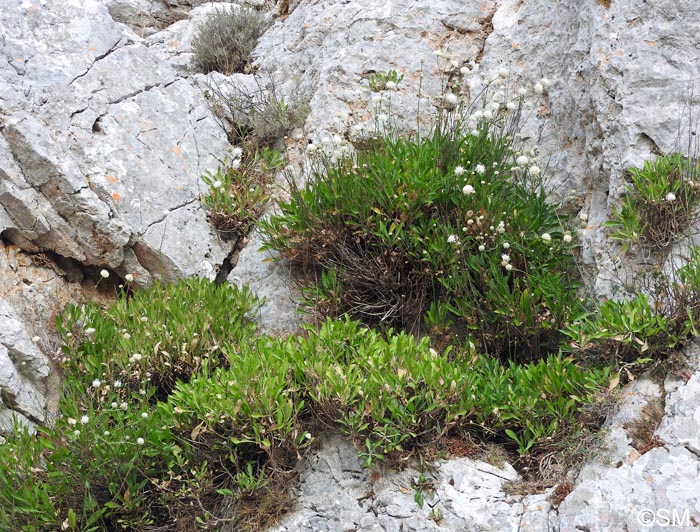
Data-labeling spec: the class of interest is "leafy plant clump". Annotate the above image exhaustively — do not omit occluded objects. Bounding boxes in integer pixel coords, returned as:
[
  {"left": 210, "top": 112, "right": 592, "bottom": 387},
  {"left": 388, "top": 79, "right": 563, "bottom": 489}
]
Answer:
[
  {"left": 191, "top": 7, "right": 270, "bottom": 75},
  {"left": 563, "top": 246, "right": 700, "bottom": 364},
  {"left": 262, "top": 97, "right": 580, "bottom": 362},
  {"left": 0, "top": 280, "right": 609, "bottom": 531},
  {"left": 201, "top": 147, "right": 283, "bottom": 239},
  {"left": 606, "top": 153, "right": 700, "bottom": 251}
]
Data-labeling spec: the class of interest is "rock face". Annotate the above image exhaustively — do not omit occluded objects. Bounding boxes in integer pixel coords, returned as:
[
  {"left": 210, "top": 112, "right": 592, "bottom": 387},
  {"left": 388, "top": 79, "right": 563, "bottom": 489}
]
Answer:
[
  {"left": 0, "top": 0, "right": 232, "bottom": 288},
  {"left": 2, "top": 0, "right": 700, "bottom": 529},
  {"left": 0, "top": 0, "right": 236, "bottom": 423}
]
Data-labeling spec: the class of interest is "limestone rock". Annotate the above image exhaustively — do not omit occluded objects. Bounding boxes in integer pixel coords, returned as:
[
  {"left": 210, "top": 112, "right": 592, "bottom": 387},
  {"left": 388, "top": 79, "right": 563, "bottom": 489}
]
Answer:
[
  {"left": 0, "top": 299, "right": 50, "bottom": 426},
  {"left": 0, "top": 0, "right": 233, "bottom": 286},
  {"left": 265, "top": 434, "right": 551, "bottom": 532}
]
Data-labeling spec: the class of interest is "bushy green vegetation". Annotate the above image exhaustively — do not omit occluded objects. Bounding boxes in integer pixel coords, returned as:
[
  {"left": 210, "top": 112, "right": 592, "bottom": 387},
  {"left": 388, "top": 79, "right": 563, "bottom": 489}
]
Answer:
[
  {"left": 606, "top": 153, "right": 700, "bottom": 251},
  {"left": 0, "top": 279, "right": 609, "bottom": 531},
  {"left": 201, "top": 147, "right": 283, "bottom": 239},
  {"left": 4, "top": 56, "right": 700, "bottom": 531},
  {"left": 262, "top": 89, "right": 580, "bottom": 362}
]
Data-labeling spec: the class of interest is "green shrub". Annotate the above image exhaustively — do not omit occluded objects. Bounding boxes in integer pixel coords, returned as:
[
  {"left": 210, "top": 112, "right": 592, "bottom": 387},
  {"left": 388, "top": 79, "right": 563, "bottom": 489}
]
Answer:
[
  {"left": 0, "top": 279, "right": 610, "bottom": 530},
  {"left": 200, "top": 148, "right": 281, "bottom": 239},
  {"left": 261, "top": 110, "right": 580, "bottom": 361},
  {"left": 563, "top": 246, "right": 700, "bottom": 365},
  {"left": 191, "top": 7, "right": 270, "bottom": 75},
  {"left": 285, "top": 318, "right": 609, "bottom": 461},
  {"left": 606, "top": 153, "right": 700, "bottom": 251}
]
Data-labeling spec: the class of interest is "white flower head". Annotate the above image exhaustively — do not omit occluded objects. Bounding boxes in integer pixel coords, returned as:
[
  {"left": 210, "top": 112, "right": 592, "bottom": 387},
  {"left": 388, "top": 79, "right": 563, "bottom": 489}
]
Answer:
[
  {"left": 541, "top": 233, "right": 552, "bottom": 242},
  {"left": 84, "top": 327, "right": 96, "bottom": 335},
  {"left": 212, "top": 180, "right": 222, "bottom": 188},
  {"left": 501, "top": 253, "right": 511, "bottom": 263},
  {"left": 231, "top": 147, "right": 243, "bottom": 159},
  {"left": 666, "top": 192, "right": 677, "bottom": 202},
  {"left": 475, "top": 164, "right": 486, "bottom": 175},
  {"left": 462, "top": 184, "right": 476, "bottom": 195},
  {"left": 100, "top": 270, "right": 109, "bottom": 279},
  {"left": 454, "top": 166, "right": 465, "bottom": 176},
  {"left": 137, "top": 437, "right": 145, "bottom": 446},
  {"left": 447, "top": 234, "right": 459, "bottom": 244},
  {"left": 563, "top": 233, "right": 573, "bottom": 243},
  {"left": 80, "top": 415, "right": 89, "bottom": 425},
  {"left": 516, "top": 155, "right": 529, "bottom": 166},
  {"left": 534, "top": 82, "right": 544, "bottom": 94},
  {"left": 92, "top": 379, "right": 101, "bottom": 388},
  {"left": 478, "top": 245, "right": 486, "bottom": 251},
  {"left": 385, "top": 80, "right": 396, "bottom": 90},
  {"left": 505, "top": 264, "right": 513, "bottom": 271},
  {"left": 502, "top": 242, "right": 510, "bottom": 249},
  {"left": 498, "top": 67, "right": 509, "bottom": 78},
  {"left": 141, "top": 412, "right": 149, "bottom": 419},
  {"left": 67, "top": 418, "right": 77, "bottom": 426},
  {"left": 230, "top": 159, "right": 241, "bottom": 170},
  {"left": 125, "top": 274, "right": 134, "bottom": 283},
  {"left": 529, "top": 165, "right": 541, "bottom": 176},
  {"left": 444, "top": 93, "right": 459, "bottom": 107}
]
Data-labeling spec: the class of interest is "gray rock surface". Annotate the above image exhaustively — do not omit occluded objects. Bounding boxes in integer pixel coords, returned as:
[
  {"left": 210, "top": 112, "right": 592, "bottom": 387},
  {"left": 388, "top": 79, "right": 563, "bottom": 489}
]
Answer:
[
  {"left": 2, "top": 0, "right": 700, "bottom": 529},
  {"left": 0, "top": 0, "right": 232, "bottom": 287},
  {"left": 0, "top": 299, "right": 50, "bottom": 426},
  {"left": 265, "top": 433, "right": 553, "bottom": 532}
]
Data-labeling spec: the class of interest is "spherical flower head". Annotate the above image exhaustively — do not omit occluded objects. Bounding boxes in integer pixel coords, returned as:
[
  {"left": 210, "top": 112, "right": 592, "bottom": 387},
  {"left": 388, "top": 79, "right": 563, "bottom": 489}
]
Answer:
[
  {"left": 385, "top": 80, "right": 396, "bottom": 90},
  {"left": 462, "top": 184, "right": 476, "bottom": 195},
  {"left": 80, "top": 415, "right": 89, "bottom": 425},
  {"left": 84, "top": 327, "right": 96, "bottom": 335},
  {"left": 478, "top": 245, "right": 486, "bottom": 251},
  {"left": 67, "top": 417, "right": 77, "bottom": 426},
  {"left": 212, "top": 180, "right": 222, "bottom": 188},
  {"left": 371, "top": 93, "right": 382, "bottom": 104},
  {"left": 141, "top": 412, "right": 149, "bottom": 419},
  {"left": 540, "top": 77, "right": 551, "bottom": 89},
  {"left": 231, "top": 147, "right": 243, "bottom": 159},
  {"left": 516, "top": 155, "right": 529, "bottom": 166},
  {"left": 541, "top": 233, "right": 552, "bottom": 242},
  {"left": 124, "top": 274, "right": 134, "bottom": 283},
  {"left": 666, "top": 192, "right": 677, "bottom": 202},
  {"left": 120, "top": 402, "right": 128, "bottom": 411},
  {"left": 444, "top": 92, "right": 459, "bottom": 107},
  {"left": 454, "top": 166, "right": 465, "bottom": 176},
  {"left": 563, "top": 233, "right": 573, "bottom": 243},
  {"left": 502, "top": 242, "right": 510, "bottom": 249},
  {"left": 498, "top": 67, "right": 509, "bottom": 78},
  {"left": 136, "top": 437, "right": 145, "bottom": 446},
  {"left": 230, "top": 159, "right": 241, "bottom": 170},
  {"left": 460, "top": 66, "right": 470, "bottom": 76},
  {"left": 506, "top": 101, "right": 516, "bottom": 110},
  {"left": 475, "top": 164, "right": 486, "bottom": 175},
  {"left": 447, "top": 234, "right": 458, "bottom": 244},
  {"left": 529, "top": 165, "right": 541, "bottom": 176},
  {"left": 501, "top": 253, "right": 511, "bottom": 263},
  {"left": 534, "top": 82, "right": 544, "bottom": 94},
  {"left": 100, "top": 269, "right": 109, "bottom": 279},
  {"left": 505, "top": 264, "right": 513, "bottom": 271},
  {"left": 92, "top": 379, "right": 101, "bottom": 388}
]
